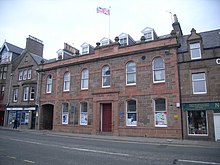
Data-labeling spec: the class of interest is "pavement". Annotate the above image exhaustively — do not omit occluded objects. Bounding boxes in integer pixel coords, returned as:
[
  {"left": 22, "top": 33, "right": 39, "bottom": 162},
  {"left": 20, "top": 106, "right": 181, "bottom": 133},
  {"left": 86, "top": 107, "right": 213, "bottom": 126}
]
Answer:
[{"left": 1, "top": 126, "right": 220, "bottom": 148}]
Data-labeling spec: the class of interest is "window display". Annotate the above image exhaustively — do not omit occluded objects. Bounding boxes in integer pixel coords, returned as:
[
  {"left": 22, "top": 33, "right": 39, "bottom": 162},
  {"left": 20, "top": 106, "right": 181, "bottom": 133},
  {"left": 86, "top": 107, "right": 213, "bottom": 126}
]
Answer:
[{"left": 187, "top": 110, "right": 208, "bottom": 135}]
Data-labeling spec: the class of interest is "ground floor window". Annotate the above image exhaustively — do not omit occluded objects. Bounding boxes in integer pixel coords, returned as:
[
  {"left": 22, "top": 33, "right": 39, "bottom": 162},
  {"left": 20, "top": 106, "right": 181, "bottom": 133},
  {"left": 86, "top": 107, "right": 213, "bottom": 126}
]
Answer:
[
  {"left": 126, "top": 100, "right": 137, "bottom": 126},
  {"left": 8, "top": 111, "right": 16, "bottom": 124},
  {"left": 187, "top": 110, "right": 208, "bottom": 135},
  {"left": 154, "top": 98, "right": 167, "bottom": 127},
  {"left": 80, "top": 102, "right": 88, "bottom": 125},
  {"left": 62, "top": 103, "right": 69, "bottom": 124},
  {"left": 8, "top": 111, "right": 30, "bottom": 126}
]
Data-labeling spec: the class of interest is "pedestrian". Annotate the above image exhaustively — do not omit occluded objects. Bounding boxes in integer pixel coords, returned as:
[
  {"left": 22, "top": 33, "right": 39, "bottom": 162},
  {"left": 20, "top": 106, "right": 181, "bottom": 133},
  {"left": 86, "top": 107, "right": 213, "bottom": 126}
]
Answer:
[{"left": 13, "top": 119, "right": 18, "bottom": 129}]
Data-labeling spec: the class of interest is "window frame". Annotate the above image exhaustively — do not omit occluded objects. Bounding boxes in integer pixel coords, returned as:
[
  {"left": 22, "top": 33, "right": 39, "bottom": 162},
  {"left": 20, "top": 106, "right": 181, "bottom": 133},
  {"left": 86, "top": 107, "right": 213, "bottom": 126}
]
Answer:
[
  {"left": 23, "top": 86, "right": 29, "bottom": 101},
  {"left": 27, "top": 69, "right": 32, "bottom": 79},
  {"left": 154, "top": 98, "right": 167, "bottom": 127},
  {"left": 23, "top": 70, "right": 27, "bottom": 80},
  {"left": 190, "top": 42, "right": 201, "bottom": 60},
  {"left": 62, "top": 103, "right": 69, "bottom": 125},
  {"left": 81, "top": 68, "right": 89, "bottom": 90},
  {"left": 19, "top": 71, "right": 23, "bottom": 81},
  {"left": 63, "top": 72, "right": 70, "bottom": 92},
  {"left": 46, "top": 75, "right": 52, "bottom": 93},
  {"left": 192, "top": 72, "right": 207, "bottom": 94},
  {"left": 126, "top": 99, "right": 137, "bottom": 126},
  {"left": 119, "top": 37, "right": 127, "bottom": 46},
  {"left": 80, "top": 102, "right": 88, "bottom": 125},
  {"left": 13, "top": 88, "right": 18, "bottom": 102},
  {"left": 30, "top": 87, "right": 35, "bottom": 100},
  {"left": 153, "top": 57, "right": 165, "bottom": 83},
  {"left": 126, "top": 61, "right": 136, "bottom": 86},
  {"left": 102, "top": 65, "right": 111, "bottom": 88}
]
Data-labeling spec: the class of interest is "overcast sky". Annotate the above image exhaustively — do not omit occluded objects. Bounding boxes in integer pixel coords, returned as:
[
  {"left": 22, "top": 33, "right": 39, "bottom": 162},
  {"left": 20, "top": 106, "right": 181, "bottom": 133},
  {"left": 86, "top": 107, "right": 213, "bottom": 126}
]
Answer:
[{"left": 0, "top": 0, "right": 219, "bottom": 59}]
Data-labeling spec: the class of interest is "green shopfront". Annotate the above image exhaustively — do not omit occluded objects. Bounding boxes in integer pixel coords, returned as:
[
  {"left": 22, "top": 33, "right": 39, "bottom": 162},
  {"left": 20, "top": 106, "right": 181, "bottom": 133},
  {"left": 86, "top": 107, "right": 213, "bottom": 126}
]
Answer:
[{"left": 182, "top": 102, "right": 220, "bottom": 141}]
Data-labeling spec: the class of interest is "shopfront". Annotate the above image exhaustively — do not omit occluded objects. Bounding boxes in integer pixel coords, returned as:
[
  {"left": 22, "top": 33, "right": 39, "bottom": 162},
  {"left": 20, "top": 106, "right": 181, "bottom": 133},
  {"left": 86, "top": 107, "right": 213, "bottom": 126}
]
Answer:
[
  {"left": 6, "top": 107, "right": 37, "bottom": 129},
  {"left": 182, "top": 102, "right": 220, "bottom": 141}
]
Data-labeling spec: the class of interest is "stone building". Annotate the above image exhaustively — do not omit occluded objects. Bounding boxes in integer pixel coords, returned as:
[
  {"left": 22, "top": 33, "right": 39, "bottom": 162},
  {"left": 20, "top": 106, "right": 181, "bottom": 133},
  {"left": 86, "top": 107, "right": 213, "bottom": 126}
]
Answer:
[
  {"left": 38, "top": 27, "right": 182, "bottom": 139},
  {"left": 0, "top": 42, "right": 23, "bottom": 126},
  {"left": 175, "top": 16, "right": 220, "bottom": 140},
  {"left": 4, "top": 36, "right": 45, "bottom": 129}
]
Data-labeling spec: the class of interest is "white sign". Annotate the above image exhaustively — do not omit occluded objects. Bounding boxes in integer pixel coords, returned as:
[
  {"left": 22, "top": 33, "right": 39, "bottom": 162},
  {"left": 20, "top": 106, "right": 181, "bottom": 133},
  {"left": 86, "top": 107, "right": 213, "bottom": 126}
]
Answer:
[{"left": 216, "top": 58, "right": 220, "bottom": 65}]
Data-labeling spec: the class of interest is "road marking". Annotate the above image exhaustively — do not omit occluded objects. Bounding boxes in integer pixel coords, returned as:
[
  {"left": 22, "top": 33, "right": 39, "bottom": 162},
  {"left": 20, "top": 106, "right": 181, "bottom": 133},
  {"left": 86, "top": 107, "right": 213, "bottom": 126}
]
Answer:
[
  {"left": 61, "top": 146, "right": 130, "bottom": 157},
  {"left": 175, "top": 159, "right": 220, "bottom": 165},
  {"left": 7, "top": 156, "right": 16, "bottom": 159},
  {"left": 24, "top": 159, "right": 35, "bottom": 164}
]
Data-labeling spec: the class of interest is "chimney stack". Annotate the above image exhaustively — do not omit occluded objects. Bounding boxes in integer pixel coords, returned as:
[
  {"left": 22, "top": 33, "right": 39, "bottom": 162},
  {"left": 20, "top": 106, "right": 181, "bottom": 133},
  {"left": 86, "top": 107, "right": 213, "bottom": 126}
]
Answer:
[
  {"left": 172, "top": 14, "right": 183, "bottom": 36},
  {"left": 26, "top": 35, "right": 44, "bottom": 57}
]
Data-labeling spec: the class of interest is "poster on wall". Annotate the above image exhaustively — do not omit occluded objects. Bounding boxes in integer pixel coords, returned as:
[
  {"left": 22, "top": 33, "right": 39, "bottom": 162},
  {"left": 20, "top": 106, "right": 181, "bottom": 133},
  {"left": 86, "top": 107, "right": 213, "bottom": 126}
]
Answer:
[
  {"left": 80, "top": 112, "right": 88, "bottom": 125},
  {"left": 155, "top": 112, "right": 167, "bottom": 126}
]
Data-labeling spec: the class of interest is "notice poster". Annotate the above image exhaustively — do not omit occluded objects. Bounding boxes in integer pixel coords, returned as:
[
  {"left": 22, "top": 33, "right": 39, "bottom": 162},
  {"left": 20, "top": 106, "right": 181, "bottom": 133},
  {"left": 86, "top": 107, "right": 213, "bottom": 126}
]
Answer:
[{"left": 155, "top": 112, "right": 167, "bottom": 126}]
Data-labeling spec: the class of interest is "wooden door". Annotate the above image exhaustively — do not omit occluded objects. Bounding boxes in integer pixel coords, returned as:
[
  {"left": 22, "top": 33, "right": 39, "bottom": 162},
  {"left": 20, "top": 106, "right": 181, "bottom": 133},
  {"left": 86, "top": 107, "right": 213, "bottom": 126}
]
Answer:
[{"left": 102, "top": 103, "right": 112, "bottom": 132}]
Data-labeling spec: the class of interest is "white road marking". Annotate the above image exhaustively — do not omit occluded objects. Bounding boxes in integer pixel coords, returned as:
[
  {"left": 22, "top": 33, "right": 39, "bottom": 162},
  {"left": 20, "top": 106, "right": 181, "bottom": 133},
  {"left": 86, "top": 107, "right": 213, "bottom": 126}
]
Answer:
[{"left": 176, "top": 159, "right": 220, "bottom": 165}]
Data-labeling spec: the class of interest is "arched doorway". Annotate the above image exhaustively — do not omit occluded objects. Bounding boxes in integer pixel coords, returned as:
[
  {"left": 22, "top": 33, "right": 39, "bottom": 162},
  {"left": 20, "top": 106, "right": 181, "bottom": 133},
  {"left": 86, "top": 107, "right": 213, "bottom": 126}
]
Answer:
[{"left": 41, "top": 104, "right": 54, "bottom": 130}]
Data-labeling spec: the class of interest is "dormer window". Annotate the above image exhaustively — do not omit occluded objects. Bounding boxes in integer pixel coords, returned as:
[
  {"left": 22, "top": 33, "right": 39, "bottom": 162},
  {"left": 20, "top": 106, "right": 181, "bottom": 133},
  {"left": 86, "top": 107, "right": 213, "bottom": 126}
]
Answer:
[
  {"left": 100, "top": 37, "right": 110, "bottom": 46},
  {"left": 141, "top": 27, "right": 157, "bottom": 42},
  {"left": 119, "top": 37, "right": 127, "bottom": 46},
  {"left": 190, "top": 42, "right": 201, "bottom": 60},
  {"left": 144, "top": 31, "right": 153, "bottom": 41},
  {"left": 82, "top": 47, "right": 88, "bottom": 55}
]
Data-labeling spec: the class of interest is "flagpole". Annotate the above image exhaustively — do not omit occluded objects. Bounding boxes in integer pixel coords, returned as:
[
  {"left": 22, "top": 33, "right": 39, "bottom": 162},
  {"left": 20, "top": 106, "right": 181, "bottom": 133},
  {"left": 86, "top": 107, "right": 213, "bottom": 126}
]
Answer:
[{"left": 108, "top": 6, "right": 111, "bottom": 43}]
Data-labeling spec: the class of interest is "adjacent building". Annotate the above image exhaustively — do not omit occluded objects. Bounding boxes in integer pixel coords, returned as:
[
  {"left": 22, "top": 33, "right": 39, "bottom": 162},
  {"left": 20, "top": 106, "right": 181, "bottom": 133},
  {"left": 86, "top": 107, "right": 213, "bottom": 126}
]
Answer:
[
  {"left": 0, "top": 42, "right": 23, "bottom": 126},
  {"left": 4, "top": 36, "right": 45, "bottom": 129}
]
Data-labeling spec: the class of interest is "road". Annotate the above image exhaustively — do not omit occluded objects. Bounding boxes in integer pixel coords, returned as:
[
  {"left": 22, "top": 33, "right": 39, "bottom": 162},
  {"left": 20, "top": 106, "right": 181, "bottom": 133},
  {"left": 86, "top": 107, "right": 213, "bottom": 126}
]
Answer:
[{"left": 0, "top": 129, "right": 220, "bottom": 165}]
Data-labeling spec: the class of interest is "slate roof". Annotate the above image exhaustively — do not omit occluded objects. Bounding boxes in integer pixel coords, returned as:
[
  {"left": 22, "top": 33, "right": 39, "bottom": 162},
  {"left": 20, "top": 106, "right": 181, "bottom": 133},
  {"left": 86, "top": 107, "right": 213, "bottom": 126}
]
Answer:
[
  {"left": 178, "top": 29, "right": 220, "bottom": 53},
  {"left": 30, "top": 53, "right": 47, "bottom": 65},
  {"left": 5, "top": 42, "right": 24, "bottom": 54}
]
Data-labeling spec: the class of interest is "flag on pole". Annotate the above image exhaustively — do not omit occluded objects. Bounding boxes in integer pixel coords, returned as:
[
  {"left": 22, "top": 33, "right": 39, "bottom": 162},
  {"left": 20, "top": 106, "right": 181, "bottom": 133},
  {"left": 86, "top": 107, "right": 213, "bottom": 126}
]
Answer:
[{"left": 97, "top": 7, "right": 110, "bottom": 15}]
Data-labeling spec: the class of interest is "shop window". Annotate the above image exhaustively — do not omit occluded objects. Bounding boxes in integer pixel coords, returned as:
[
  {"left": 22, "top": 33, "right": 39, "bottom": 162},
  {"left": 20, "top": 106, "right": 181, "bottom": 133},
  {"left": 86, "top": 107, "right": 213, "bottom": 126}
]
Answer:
[
  {"left": 80, "top": 102, "right": 88, "bottom": 125},
  {"left": 63, "top": 72, "right": 70, "bottom": 91},
  {"left": 81, "top": 68, "right": 89, "bottom": 90},
  {"left": 190, "top": 43, "right": 201, "bottom": 60},
  {"left": 8, "top": 111, "right": 16, "bottom": 124},
  {"left": 126, "top": 100, "right": 137, "bottom": 126},
  {"left": 102, "top": 65, "right": 110, "bottom": 87},
  {"left": 46, "top": 75, "right": 52, "bottom": 93},
  {"left": 126, "top": 61, "right": 136, "bottom": 85},
  {"left": 192, "top": 73, "right": 207, "bottom": 94},
  {"left": 154, "top": 98, "right": 167, "bottom": 127},
  {"left": 187, "top": 110, "right": 208, "bottom": 135},
  {"left": 20, "top": 112, "right": 29, "bottom": 125},
  {"left": 62, "top": 103, "right": 69, "bottom": 124},
  {"left": 153, "top": 57, "right": 165, "bottom": 83}
]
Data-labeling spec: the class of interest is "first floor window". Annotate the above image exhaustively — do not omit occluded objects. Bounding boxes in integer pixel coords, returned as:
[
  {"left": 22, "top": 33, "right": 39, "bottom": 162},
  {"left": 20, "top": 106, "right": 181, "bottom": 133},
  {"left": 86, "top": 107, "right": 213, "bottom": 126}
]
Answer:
[
  {"left": 126, "top": 61, "right": 136, "bottom": 85},
  {"left": 19, "top": 71, "right": 23, "bottom": 80},
  {"left": 13, "top": 88, "right": 18, "bottom": 102},
  {"left": 192, "top": 73, "right": 207, "bottom": 94},
  {"left": 81, "top": 69, "right": 89, "bottom": 89},
  {"left": 63, "top": 72, "right": 70, "bottom": 91},
  {"left": 126, "top": 100, "right": 137, "bottom": 126},
  {"left": 1, "top": 85, "right": 5, "bottom": 98},
  {"left": 30, "top": 87, "right": 35, "bottom": 100},
  {"left": 23, "top": 86, "right": 29, "bottom": 101},
  {"left": 153, "top": 57, "right": 165, "bottom": 83},
  {"left": 62, "top": 103, "right": 69, "bottom": 124},
  {"left": 80, "top": 102, "right": 88, "bottom": 125},
  {"left": 154, "top": 98, "right": 167, "bottom": 127},
  {"left": 46, "top": 75, "right": 52, "bottom": 93},
  {"left": 187, "top": 110, "right": 208, "bottom": 135},
  {"left": 102, "top": 65, "right": 110, "bottom": 87}
]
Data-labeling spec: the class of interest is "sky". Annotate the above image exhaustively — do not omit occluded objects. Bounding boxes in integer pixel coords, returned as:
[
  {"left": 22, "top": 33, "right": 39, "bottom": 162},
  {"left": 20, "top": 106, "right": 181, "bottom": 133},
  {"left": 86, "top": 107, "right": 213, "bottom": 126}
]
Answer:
[{"left": 0, "top": 0, "right": 220, "bottom": 60}]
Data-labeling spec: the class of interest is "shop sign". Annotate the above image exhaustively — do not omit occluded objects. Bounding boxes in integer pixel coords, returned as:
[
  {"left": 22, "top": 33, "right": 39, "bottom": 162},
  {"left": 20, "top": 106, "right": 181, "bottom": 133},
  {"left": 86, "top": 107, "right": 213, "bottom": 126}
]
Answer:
[{"left": 182, "top": 102, "right": 220, "bottom": 111}]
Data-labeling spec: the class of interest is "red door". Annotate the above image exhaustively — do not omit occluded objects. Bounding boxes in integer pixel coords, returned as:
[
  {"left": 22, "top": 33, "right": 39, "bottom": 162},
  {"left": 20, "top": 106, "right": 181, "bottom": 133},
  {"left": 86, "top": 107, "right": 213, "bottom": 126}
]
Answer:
[{"left": 102, "top": 104, "right": 112, "bottom": 132}]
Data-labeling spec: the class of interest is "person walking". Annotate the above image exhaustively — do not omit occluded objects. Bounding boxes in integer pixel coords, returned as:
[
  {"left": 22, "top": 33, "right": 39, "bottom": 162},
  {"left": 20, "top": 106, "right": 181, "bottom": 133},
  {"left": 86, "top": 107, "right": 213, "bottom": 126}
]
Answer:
[{"left": 13, "top": 119, "right": 18, "bottom": 129}]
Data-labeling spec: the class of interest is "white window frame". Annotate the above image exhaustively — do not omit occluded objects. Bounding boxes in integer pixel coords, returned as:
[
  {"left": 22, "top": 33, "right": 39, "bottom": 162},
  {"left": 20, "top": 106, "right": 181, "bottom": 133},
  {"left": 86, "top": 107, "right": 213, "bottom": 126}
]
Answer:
[
  {"left": 153, "top": 57, "right": 165, "bottom": 83},
  {"left": 23, "top": 86, "right": 29, "bottom": 101},
  {"left": 126, "top": 100, "right": 137, "bottom": 126},
  {"left": 126, "top": 61, "right": 136, "bottom": 85},
  {"left": 119, "top": 37, "right": 127, "bottom": 46},
  {"left": 30, "top": 87, "right": 35, "bottom": 100},
  {"left": 102, "top": 65, "right": 110, "bottom": 88},
  {"left": 13, "top": 88, "right": 18, "bottom": 102},
  {"left": 81, "top": 69, "right": 89, "bottom": 90},
  {"left": 190, "top": 43, "right": 201, "bottom": 60},
  {"left": 27, "top": 69, "right": 32, "bottom": 79},
  {"left": 154, "top": 98, "right": 167, "bottom": 127},
  {"left": 82, "top": 47, "right": 89, "bottom": 55},
  {"left": 46, "top": 75, "right": 52, "bottom": 93},
  {"left": 192, "top": 72, "right": 207, "bottom": 94},
  {"left": 19, "top": 71, "right": 23, "bottom": 80},
  {"left": 80, "top": 102, "right": 88, "bottom": 125},
  {"left": 62, "top": 103, "right": 69, "bottom": 125},
  {"left": 144, "top": 31, "right": 153, "bottom": 41},
  {"left": 23, "top": 70, "right": 27, "bottom": 80},
  {"left": 63, "top": 72, "right": 70, "bottom": 91}
]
